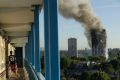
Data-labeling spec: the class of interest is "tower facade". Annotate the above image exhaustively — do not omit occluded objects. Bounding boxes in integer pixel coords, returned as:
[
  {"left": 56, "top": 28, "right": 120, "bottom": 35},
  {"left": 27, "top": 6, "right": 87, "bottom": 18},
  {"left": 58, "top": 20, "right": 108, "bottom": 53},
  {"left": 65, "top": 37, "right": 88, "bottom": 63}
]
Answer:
[
  {"left": 68, "top": 38, "right": 77, "bottom": 57},
  {"left": 90, "top": 29, "right": 106, "bottom": 57}
]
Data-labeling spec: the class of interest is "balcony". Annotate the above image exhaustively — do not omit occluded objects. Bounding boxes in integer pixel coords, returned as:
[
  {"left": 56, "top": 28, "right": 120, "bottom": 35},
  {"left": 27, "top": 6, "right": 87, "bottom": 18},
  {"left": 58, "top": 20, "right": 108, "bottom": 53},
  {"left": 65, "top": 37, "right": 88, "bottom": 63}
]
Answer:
[{"left": 0, "top": 0, "right": 60, "bottom": 80}]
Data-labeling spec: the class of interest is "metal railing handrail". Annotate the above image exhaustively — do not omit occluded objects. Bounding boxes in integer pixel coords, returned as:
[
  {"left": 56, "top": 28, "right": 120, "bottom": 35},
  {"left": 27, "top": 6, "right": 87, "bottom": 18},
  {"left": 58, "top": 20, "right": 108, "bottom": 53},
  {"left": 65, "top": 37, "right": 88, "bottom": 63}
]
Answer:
[{"left": 24, "top": 59, "right": 45, "bottom": 80}]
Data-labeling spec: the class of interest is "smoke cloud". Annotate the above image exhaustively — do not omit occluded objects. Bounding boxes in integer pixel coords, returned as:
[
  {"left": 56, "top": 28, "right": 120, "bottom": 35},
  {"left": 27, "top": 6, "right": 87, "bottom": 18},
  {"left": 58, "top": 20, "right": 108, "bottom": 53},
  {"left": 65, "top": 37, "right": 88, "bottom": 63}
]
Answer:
[
  {"left": 59, "top": 0, "right": 107, "bottom": 56},
  {"left": 59, "top": 0, "right": 103, "bottom": 29}
]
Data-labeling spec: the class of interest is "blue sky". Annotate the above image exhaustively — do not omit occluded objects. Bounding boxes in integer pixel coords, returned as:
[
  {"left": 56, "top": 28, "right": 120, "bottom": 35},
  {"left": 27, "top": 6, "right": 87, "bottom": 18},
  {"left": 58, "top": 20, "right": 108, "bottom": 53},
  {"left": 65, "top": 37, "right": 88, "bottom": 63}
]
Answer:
[{"left": 39, "top": 0, "right": 120, "bottom": 50}]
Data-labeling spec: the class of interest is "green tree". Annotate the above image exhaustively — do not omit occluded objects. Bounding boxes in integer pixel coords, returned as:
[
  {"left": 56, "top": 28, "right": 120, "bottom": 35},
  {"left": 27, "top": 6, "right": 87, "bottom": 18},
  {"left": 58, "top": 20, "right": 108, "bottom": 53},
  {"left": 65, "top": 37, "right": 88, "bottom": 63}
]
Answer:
[
  {"left": 117, "top": 57, "right": 120, "bottom": 61},
  {"left": 100, "top": 62, "right": 114, "bottom": 74},
  {"left": 88, "top": 56, "right": 100, "bottom": 62},
  {"left": 60, "top": 56, "right": 71, "bottom": 69},
  {"left": 79, "top": 72, "right": 91, "bottom": 80},
  {"left": 90, "top": 72, "right": 110, "bottom": 80},
  {"left": 110, "top": 59, "right": 120, "bottom": 71},
  {"left": 109, "top": 59, "right": 120, "bottom": 79},
  {"left": 61, "top": 76, "right": 66, "bottom": 80},
  {"left": 79, "top": 57, "right": 87, "bottom": 62},
  {"left": 68, "top": 59, "right": 80, "bottom": 69},
  {"left": 99, "top": 56, "right": 106, "bottom": 62},
  {"left": 92, "top": 64, "right": 101, "bottom": 70}
]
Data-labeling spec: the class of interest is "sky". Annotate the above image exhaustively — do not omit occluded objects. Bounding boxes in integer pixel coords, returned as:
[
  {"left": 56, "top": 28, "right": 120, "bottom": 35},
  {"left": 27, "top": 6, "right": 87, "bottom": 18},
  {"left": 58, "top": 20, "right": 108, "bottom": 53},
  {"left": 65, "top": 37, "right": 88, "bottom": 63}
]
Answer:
[{"left": 39, "top": 0, "right": 120, "bottom": 50}]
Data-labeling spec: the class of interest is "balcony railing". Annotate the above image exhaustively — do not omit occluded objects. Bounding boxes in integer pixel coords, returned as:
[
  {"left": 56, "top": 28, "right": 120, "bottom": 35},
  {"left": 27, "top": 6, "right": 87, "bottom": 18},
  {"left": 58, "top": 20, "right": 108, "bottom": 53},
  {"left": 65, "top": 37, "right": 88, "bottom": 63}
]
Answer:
[{"left": 25, "top": 0, "right": 60, "bottom": 80}]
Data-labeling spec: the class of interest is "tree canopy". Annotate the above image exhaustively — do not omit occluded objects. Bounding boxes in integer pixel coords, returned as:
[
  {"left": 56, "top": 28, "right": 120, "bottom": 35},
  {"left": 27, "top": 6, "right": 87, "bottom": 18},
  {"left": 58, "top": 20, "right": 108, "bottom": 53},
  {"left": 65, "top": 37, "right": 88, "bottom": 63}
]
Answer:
[{"left": 90, "top": 72, "right": 110, "bottom": 80}]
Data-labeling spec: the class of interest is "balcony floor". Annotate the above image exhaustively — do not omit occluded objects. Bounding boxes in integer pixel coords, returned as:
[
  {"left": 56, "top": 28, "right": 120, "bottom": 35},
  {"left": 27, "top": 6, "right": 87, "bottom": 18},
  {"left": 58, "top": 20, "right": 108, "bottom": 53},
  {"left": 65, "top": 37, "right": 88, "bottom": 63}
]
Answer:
[{"left": 8, "top": 68, "right": 29, "bottom": 80}]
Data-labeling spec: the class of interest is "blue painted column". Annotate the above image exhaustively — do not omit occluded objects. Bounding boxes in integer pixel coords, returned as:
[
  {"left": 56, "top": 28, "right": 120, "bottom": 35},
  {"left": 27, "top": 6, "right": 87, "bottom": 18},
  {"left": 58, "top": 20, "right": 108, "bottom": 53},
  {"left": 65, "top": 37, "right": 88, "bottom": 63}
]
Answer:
[
  {"left": 28, "top": 32, "right": 31, "bottom": 62},
  {"left": 27, "top": 36, "right": 29, "bottom": 61},
  {"left": 26, "top": 43, "right": 28, "bottom": 61},
  {"left": 34, "top": 5, "right": 41, "bottom": 72},
  {"left": 30, "top": 31, "right": 32, "bottom": 64},
  {"left": 44, "top": 0, "right": 60, "bottom": 80},
  {"left": 31, "top": 23, "right": 35, "bottom": 66},
  {"left": 25, "top": 44, "right": 27, "bottom": 60}
]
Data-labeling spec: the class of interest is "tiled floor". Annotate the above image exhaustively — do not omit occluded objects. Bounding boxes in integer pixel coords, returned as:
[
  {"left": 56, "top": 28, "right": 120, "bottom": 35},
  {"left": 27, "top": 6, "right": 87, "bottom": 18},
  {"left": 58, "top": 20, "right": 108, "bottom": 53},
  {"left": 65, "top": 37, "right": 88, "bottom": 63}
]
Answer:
[{"left": 0, "top": 71, "right": 6, "bottom": 80}]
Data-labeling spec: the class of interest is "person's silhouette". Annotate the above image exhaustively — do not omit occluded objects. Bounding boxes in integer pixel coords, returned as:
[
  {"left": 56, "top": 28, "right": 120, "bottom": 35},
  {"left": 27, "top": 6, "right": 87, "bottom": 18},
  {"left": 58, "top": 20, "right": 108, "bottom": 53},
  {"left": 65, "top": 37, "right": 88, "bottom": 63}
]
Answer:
[{"left": 9, "top": 51, "right": 19, "bottom": 78}]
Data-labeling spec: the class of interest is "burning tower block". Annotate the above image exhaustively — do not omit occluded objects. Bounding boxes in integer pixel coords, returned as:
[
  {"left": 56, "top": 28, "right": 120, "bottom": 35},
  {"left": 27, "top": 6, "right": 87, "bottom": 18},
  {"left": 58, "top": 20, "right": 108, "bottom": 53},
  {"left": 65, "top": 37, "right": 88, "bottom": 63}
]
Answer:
[
  {"left": 90, "top": 29, "right": 106, "bottom": 57},
  {"left": 59, "top": 0, "right": 107, "bottom": 58}
]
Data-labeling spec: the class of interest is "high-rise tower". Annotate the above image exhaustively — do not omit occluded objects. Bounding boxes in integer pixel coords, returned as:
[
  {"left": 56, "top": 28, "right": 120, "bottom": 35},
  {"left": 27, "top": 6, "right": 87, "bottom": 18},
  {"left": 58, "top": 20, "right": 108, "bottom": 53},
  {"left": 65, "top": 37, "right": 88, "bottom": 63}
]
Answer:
[
  {"left": 68, "top": 38, "right": 77, "bottom": 57},
  {"left": 90, "top": 29, "right": 106, "bottom": 57}
]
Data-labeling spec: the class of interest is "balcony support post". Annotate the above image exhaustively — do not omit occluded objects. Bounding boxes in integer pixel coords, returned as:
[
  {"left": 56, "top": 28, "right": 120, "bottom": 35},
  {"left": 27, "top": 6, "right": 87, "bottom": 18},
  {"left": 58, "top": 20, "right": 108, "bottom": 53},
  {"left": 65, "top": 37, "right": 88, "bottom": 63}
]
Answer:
[
  {"left": 44, "top": 0, "right": 60, "bottom": 80},
  {"left": 31, "top": 24, "right": 35, "bottom": 66},
  {"left": 34, "top": 5, "right": 41, "bottom": 72}
]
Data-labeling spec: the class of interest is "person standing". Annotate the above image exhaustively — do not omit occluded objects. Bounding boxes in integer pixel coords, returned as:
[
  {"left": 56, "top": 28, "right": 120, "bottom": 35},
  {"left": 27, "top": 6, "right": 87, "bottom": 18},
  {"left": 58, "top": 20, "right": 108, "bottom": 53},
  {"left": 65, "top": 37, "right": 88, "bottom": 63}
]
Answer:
[{"left": 9, "top": 51, "right": 19, "bottom": 78}]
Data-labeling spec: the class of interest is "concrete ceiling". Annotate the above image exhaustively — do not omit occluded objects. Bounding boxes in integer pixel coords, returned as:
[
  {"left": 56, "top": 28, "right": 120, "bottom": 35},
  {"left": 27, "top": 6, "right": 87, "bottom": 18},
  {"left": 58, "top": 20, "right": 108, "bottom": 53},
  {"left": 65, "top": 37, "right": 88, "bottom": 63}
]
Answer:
[
  {"left": 0, "top": 0, "right": 43, "bottom": 47},
  {"left": 0, "top": 0, "right": 43, "bottom": 7}
]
